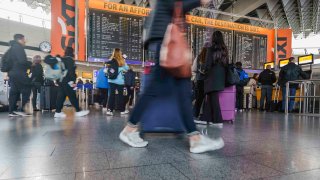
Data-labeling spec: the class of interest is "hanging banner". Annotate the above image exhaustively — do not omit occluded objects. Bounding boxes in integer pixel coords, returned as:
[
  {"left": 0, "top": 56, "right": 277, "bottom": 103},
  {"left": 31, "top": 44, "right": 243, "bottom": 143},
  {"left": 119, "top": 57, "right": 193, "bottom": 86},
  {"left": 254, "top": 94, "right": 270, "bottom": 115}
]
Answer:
[
  {"left": 51, "top": 0, "right": 75, "bottom": 57},
  {"left": 277, "top": 29, "right": 292, "bottom": 61}
]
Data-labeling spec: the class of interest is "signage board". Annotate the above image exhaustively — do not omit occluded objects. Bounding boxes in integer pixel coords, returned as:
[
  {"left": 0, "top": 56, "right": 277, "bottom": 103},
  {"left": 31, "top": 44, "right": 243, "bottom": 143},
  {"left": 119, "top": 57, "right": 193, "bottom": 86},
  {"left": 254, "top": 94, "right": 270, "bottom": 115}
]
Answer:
[{"left": 298, "top": 54, "right": 314, "bottom": 65}]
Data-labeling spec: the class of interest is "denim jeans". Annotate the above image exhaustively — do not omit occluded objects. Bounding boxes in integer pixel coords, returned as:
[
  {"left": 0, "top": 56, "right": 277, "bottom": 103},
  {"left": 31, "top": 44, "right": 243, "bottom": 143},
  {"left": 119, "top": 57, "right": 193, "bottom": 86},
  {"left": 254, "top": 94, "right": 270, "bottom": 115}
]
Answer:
[
  {"left": 260, "top": 85, "right": 273, "bottom": 110},
  {"left": 282, "top": 87, "right": 297, "bottom": 111}
]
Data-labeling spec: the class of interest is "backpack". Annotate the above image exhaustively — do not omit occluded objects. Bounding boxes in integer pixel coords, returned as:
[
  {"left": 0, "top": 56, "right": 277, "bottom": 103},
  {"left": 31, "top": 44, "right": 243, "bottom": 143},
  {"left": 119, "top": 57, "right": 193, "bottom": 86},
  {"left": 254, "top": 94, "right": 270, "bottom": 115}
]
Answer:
[
  {"left": 1, "top": 48, "right": 13, "bottom": 72},
  {"left": 43, "top": 56, "right": 68, "bottom": 82},
  {"left": 106, "top": 59, "right": 119, "bottom": 80},
  {"left": 226, "top": 65, "right": 240, "bottom": 87},
  {"left": 237, "top": 69, "right": 249, "bottom": 86}
]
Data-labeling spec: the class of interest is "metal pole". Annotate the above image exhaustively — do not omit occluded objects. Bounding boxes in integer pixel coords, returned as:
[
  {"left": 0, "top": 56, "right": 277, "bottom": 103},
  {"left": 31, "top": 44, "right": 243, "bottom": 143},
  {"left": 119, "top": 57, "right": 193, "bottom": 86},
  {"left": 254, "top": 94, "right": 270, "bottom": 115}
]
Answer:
[
  {"left": 85, "top": 89, "right": 89, "bottom": 110},
  {"left": 285, "top": 82, "right": 289, "bottom": 114},
  {"left": 75, "top": 0, "right": 79, "bottom": 60},
  {"left": 313, "top": 83, "right": 316, "bottom": 114},
  {"left": 299, "top": 83, "right": 303, "bottom": 114},
  {"left": 274, "top": 19, "right": 278, "bottom": 70}
]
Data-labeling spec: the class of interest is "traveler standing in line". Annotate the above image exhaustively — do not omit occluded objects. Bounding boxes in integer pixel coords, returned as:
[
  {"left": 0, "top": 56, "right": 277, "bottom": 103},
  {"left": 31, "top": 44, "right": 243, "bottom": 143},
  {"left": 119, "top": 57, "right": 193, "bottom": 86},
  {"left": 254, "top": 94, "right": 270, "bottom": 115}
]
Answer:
[
  {"left": 30, "top": 55, "right": 44, "bottom": 111},
  {"left": 235, "top": 62, "right": 249, "bottom": 112},
  {"left": 96, "top": 64, "right": 109, "bottom": 111},
  {"left": 119, "top": 0, "right": 224, "bottom": 154},
  {"left": 54, "top": 47, "right": 90, "bottom": 118},
  {"left": 192, "top": 48, "right": 207, "bottom": 123},
  {"left": 278, "top": 57, "right": 308, "bottom": 112},
  {"left": 201, "top": 31, "right": 227, "bottom": 127},
  {"left": 124, "top": 66, "right": 136, "bottom": 110},
  {"left": 106, "top": 48, "right": 129, "bottom": 116},
  {"left": 258, "top": 65, "right": 276, "bottom": 111},
  {"left": 247, "top": 73, "right": 259, "bottom": 109},
  {"left": 7, "top": 34, "right": 33, "bottom": 117}
]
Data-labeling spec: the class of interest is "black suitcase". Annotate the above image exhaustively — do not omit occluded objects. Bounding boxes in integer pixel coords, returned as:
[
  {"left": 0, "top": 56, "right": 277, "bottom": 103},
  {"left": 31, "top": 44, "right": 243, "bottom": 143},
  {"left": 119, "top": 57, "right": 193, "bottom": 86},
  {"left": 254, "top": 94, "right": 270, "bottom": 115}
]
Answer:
[
  {"left": 40, "top": 86, "right": 58, "bottom": 111},
  {"left": 270, "top": 86, "right": 281, "bottom": 112}
]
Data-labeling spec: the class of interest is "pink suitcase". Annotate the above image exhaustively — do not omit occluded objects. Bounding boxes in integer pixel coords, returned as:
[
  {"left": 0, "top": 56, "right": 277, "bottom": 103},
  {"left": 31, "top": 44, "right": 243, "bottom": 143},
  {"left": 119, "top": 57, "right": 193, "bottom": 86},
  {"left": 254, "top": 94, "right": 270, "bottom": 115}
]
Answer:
[{"left": 219, "top": 86, "right": 236, "bottom": 123}]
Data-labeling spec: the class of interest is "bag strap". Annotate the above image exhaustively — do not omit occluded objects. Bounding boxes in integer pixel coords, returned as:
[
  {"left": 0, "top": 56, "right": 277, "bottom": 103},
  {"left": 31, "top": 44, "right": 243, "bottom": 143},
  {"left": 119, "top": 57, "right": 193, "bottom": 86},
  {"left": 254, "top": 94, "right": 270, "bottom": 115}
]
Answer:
[{"left": 172, "top": 0, "right": 185, "bottom": 30}]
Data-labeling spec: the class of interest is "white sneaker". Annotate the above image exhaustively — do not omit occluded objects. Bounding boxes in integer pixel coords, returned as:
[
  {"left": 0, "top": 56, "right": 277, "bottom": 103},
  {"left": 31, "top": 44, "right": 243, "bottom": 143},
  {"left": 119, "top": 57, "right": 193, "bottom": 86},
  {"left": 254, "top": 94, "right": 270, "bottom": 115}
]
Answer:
[
  {"left": 54, "top": 112, "right": 67, "bottom": 118},
  {"left": 75, "top": 110, "right": 90, "bottom": 117},
  {"left": 119, "top": 130, "right": 148, "bottom": 148},
  {"left": 210, "top": 123, "right": 224, "bottom": 128},
  {"left": 194, "top": 120, "right": 208, "bottom": 125},
  {"left": 9, "top": 112, "right": 20, "bottom": 117},
  {"left": 190, "top": 135, "right": 224, "bottom": 154},
  {"left": 106, "top": 110, "right": 114, "bottom": 116},
  {"left": 102, "top": 108, "right": 108, "bottom": 112},
  {"left": 120, "top": 110, "right": 130, "bottom": 115},
  {"left": 14, "top": 111, "right": 32, "bottom": 117}
]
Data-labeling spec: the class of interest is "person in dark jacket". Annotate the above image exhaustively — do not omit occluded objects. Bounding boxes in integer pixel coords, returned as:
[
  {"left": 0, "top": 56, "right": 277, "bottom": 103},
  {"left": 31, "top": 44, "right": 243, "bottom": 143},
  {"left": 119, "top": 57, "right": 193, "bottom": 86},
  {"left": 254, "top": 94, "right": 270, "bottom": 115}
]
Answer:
[
  {"left": 235, "top": 62, "right": 248, "bottom": 112},
  {"left": 124, "top": 66, "right": 136, "bottom": 109},
  {"left": 119, "top": 0, "right": 223, "bottom": 154},
  {"left": 192, "top": 48, "right": 207, "bottom": 122},
  {"left": 54, "top": 47, "right": 89, "bottom": 118},
  {"left": 279, "top": 57, "right": 309, "bottom": 112},
  {"left": 8, "top": 34, "right": 33, "bottom": 117},
  {"left": 258, "top": 65, "right": 276, "bottom": 111},
  {"left": 30, "top": 55, "right": 44, "bottom": 111},
  {"left": 201, "top": 31, "right": 227, "bottom": 128}
]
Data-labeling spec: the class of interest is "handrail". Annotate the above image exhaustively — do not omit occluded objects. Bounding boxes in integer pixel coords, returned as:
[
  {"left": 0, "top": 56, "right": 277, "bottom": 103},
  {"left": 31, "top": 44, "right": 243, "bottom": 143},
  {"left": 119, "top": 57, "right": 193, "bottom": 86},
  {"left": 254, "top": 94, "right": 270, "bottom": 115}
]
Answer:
[{"left": 285, "top": 80, "right": 320, "bottom": 115}]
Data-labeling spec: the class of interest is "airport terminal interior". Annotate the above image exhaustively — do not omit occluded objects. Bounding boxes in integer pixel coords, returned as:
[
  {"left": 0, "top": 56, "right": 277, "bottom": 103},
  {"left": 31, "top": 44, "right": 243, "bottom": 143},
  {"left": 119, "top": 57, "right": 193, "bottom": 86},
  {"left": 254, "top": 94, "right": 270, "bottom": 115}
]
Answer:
[{"left": 0, "top": 0, "right": 320, "bottom": 179}]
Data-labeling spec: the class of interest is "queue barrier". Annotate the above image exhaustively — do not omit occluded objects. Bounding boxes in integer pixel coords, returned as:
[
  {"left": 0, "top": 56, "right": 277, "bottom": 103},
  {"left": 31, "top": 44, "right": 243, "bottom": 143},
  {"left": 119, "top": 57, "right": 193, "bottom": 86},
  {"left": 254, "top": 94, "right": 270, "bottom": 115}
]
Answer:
[{"left": 285, "top": 80, "right": 320, "bottom": 115}]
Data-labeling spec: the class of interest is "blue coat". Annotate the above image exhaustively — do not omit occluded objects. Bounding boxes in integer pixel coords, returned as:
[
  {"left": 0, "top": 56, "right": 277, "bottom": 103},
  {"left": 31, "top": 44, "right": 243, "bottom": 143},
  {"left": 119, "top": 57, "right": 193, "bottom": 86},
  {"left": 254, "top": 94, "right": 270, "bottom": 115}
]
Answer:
[{"left": 96, "top": 68, "right": 109, "bottom": 89}]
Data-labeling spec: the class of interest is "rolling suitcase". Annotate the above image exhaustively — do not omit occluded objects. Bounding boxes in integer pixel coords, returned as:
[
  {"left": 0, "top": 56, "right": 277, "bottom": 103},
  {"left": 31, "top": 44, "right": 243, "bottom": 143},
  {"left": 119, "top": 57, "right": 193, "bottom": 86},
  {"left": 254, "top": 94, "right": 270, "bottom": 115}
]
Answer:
[
  {"left": 40, "top": 86, "right": 58, "bottom": 111},
  {"left": 219, "top": 86, "right": 236, "bottom": 123}
]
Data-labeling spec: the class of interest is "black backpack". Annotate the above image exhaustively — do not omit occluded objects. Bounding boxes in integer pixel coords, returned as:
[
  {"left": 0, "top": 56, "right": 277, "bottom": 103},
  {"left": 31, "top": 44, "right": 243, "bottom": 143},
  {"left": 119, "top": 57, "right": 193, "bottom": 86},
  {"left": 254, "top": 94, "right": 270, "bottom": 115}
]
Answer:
[
  {"left": 1, "top": 48, "right": 13, "bottom": 72},
  {"left": 106, "top": 59, "right": 119, "bottom": 80}
]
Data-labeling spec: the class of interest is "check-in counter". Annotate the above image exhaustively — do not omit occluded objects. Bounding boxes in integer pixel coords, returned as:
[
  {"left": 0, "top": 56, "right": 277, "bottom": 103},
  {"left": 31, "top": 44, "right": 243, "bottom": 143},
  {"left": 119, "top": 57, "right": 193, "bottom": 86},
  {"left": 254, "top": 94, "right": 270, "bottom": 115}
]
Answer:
[{"left": 256, "top": 87, "right": 302, "bottom": 102}]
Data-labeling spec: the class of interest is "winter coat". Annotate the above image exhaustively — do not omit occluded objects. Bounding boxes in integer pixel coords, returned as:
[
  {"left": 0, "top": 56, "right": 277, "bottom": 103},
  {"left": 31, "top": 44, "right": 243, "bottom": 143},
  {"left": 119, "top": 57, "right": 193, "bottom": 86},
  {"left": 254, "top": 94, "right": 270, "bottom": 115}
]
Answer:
[
  {"left": 144, "top": 0, "right": 200, "bottom": 45},
  {"left": 203, "top": 48, "right": 226, "bottom": 93},
  {"left": 96, "top": 68, "right": 109, "bottom": 89}
]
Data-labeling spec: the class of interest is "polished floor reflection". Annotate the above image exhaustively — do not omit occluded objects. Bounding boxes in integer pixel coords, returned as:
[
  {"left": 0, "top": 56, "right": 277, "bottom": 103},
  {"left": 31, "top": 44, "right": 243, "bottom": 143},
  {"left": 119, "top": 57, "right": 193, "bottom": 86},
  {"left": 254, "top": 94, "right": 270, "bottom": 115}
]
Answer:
[{"left": 0, "top": 109, "right": 320, "bottom": 180}]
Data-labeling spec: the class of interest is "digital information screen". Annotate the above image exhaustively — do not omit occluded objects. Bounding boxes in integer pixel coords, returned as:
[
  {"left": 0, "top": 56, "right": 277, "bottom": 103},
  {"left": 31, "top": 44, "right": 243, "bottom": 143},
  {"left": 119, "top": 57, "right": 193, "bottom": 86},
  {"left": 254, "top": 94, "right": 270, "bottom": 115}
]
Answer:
[
  {"left": 234, "top": 32, "right": 268, "bottom": 69},
  {"left": 279, "top": 59, "right": 289, "bottom": 68},
  {"left": 298, "top": 54, "right": 314, "bottom": 65},
  {"left": 89, "top": 10, "right": 143, "bottom": 62}
]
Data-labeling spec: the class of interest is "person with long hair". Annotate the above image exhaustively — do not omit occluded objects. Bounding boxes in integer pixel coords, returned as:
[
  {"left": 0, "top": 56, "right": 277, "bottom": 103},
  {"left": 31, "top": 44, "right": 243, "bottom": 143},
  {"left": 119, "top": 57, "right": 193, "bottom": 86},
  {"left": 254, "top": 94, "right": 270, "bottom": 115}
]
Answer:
[
  {"left": 118, "top": 0, "right": 224, "bottom": 154},
  {"left": 201, "top": 31, "right": 228, "bottom": 128},
  {"left": 106, "top": 48, "right": 129, "bottom": 116},
  {"left": 192, "top": 48, "right": 207, "bottom": 123},
  {"left": 54, "top": 47, "right": 90, "bottom": 118},
  {"left": 30, "top": 55, "right": 44, "bottom": 111}
]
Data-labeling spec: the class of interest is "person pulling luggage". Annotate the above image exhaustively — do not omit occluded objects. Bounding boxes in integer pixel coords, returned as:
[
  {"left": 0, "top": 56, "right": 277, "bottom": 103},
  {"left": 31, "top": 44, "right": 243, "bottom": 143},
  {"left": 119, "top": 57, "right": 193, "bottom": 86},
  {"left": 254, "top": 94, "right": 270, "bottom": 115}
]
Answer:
[{"left": 30, "top": 55, "right": 44, "bottom": 111}]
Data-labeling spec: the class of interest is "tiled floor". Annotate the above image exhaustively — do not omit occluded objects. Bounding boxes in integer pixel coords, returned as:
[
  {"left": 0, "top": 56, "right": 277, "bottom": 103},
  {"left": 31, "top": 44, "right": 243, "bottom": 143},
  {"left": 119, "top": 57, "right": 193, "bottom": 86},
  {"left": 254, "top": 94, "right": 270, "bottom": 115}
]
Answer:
[{"left": 0, "top": 109, "right": 320, "bottom": 180}]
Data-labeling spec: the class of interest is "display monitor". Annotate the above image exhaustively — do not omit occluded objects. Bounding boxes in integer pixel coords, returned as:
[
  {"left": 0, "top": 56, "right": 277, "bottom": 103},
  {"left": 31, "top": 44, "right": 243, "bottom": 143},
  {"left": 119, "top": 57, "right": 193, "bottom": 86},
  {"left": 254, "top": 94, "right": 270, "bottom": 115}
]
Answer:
[
  {"left": 279, "top": 59, "right": 290, "bottom": 68},
  {"left": 264, "top": 62, "right": 274, "bottom": 69},
  {"left": 298, "top": 54, "right": 314, "bottom": 65}
]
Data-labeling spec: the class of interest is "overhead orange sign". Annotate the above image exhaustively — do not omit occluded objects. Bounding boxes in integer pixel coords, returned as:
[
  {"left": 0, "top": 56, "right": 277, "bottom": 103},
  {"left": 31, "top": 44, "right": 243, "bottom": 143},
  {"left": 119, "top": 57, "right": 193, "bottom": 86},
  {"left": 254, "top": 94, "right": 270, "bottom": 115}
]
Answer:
[
  {"left": 89, "top": 0, "right": 151, "bottom": 16},
  {"left": 51, "top": 0, "right": 75, "bottom": 57},
  {"left": 277, "top": 29, "right": 293, "bottom": 61},
  {"left": 185, "top": 15, "right": 270, "bottom": 35}
]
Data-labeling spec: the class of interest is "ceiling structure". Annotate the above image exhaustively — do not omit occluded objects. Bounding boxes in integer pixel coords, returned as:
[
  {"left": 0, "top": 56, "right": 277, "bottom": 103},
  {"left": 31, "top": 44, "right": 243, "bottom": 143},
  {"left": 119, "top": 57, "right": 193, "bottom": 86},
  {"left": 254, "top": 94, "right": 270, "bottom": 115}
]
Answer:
[{"left": 20, "top": 0, "right": 320, "bottom": 38}]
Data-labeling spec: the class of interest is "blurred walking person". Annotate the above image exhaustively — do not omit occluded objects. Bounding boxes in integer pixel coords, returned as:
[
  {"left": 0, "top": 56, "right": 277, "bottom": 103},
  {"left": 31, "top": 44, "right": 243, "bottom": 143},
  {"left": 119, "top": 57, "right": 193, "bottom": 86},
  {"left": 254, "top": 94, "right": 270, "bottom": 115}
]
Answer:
[
  {"left": 30, "top": 55, "right": 44, "bottom": 111},
  {"left": 119, "top": 0, "right": 224, "bottom": 154},
  {"left": 54, "top": 47, "right": 90, "bottom": 118},
  {"left": 192, "top": 48, "right": 207, "bottom": 123},
  {"left": 7, "top": 34, "right": 33, "bottom": 117},
  {"left": 96, "top": 64, "right": 109, "bottom": 111}
]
